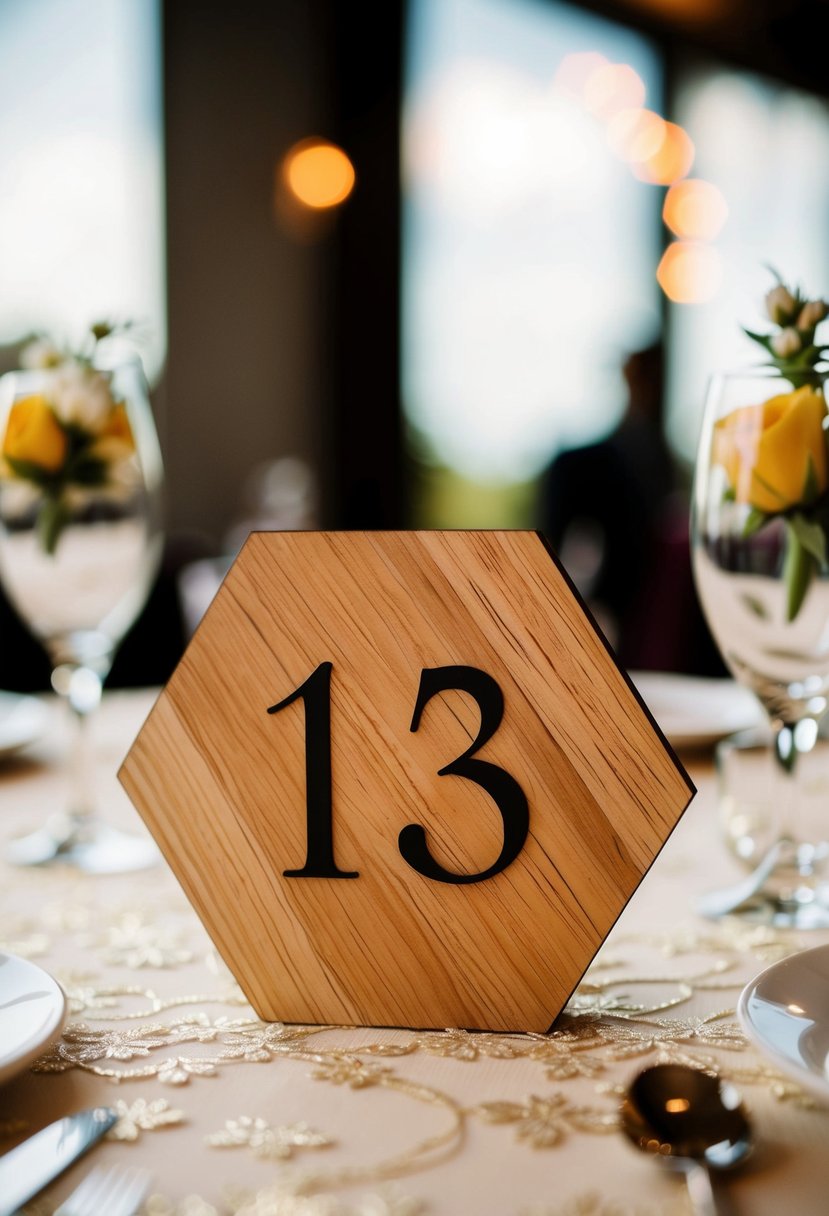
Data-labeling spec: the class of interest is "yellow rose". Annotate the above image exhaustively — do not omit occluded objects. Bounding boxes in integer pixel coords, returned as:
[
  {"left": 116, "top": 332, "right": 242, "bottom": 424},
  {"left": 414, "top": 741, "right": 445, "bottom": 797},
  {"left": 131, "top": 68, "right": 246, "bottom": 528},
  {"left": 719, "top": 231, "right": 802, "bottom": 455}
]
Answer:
[
  {"left": 2, "top": 394, "right": 67, "bottom": 473},
  {"left": 91, "top": 401, "right": 136, "bottom": 461},
  {"left": 713, "top": 385, "right": 828, "bottom": 514}
]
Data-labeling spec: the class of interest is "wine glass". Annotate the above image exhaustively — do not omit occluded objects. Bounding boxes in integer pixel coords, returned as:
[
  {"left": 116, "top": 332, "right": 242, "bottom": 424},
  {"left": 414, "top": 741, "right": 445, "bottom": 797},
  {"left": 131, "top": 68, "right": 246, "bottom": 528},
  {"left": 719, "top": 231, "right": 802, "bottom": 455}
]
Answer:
[
  {"left": 692, "top": 366, "right": 829, "bottom": 926},
  {"left": 0, "top": 348, "right": 164, "bottom": 872}
]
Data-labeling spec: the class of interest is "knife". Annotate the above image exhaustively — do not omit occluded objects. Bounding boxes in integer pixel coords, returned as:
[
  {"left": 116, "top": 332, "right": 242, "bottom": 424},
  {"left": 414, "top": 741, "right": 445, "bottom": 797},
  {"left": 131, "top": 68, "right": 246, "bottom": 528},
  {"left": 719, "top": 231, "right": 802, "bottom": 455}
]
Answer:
[{"left": 0, "top": 1106, "right": 118, "bottom": 1216}]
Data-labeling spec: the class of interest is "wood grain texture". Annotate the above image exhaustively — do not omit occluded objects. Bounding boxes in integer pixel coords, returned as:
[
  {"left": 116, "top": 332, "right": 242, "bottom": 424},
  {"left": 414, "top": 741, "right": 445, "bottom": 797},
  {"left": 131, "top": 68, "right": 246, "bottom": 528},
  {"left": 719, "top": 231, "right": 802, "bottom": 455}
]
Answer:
[{"left": 119, "top": 531, "right": 693, "bottom": 1032}]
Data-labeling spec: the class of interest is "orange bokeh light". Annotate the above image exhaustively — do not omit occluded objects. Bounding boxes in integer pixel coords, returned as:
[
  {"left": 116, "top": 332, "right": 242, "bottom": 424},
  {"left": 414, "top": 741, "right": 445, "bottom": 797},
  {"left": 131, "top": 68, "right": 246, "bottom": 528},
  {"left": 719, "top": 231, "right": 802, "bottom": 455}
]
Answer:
[
  {"left": 657, "top": 241, "right": 722, "bottom": 304},
  {"left": 634, "top": 122, "right": 694, "bottom": 185},
  {"left": 583, "top": 63, "right": 646, "bottom": 120},
  {"left": 283, "top": 139, "right": 355, "bottom": 209},
  {"left": 554, "top": 51, "right": 609, "bottom": 99},
  {"left": 606, "top": 108, "right": 666, "bottom": 163},
  {"left": 663, "top": 179, "right": 728, "bottom": 240}
]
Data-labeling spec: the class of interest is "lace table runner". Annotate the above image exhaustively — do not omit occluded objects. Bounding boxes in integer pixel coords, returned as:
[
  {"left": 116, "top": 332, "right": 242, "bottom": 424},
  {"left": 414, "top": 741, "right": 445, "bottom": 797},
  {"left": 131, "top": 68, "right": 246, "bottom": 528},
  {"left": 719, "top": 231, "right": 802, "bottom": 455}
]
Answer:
[{"left": 1, "top": 691, "right": 827, "bottom": 1215}]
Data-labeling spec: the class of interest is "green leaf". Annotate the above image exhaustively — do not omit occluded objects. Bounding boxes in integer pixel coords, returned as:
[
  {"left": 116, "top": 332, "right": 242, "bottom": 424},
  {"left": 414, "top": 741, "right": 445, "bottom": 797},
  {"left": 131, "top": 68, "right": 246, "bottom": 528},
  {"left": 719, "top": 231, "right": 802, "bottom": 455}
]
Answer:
[
  {"left": 722, "top": 485, "right": 736, "bottom": 503},
  {"left": 784, "top": 520, "right": 818, "bottom": 622},
  {"left": 35, "top": 496, "right": 70, "bottom": 557},
  {"left": 63, "top": 421, "right": 97, "bottom": 448},
  {"left": 743, "top": 507, "right": 768, "bottom": 537},
  {"left": 65, "top": 454, "right": 107, "bottom": 487},
  {"left": 803, "top": 453, "right": 820, "bottom": 505},
  {"left": 740, "top": 593, "right": 769, "bottom": 620},
  {"left": 785, "top": 369, "right": 822, "bottom": 390},
  {"left": 790, "top": 512, "right": 827, "bottom": 565},
  {"left": 743, "top": 327, "right": 772, "bottom": 350},
  {"left": 4, "top": 456, "right": 63, "bottom": 490},
  {"left": 785, "top": 342, "right": 821, "bottom": 368}
]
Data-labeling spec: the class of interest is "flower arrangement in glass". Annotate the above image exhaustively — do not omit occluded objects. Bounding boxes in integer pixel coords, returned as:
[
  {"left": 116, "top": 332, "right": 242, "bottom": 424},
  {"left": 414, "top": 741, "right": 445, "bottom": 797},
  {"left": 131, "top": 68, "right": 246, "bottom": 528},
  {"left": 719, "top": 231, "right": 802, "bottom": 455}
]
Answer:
[
  {"left": 692, "top": 275, "right": 829, "bottom": 925},
  {"left": 714, "top": 281, "right": 829, "bottom": 621},
  {"left": 0, "top": 324, "right": 163, "bottom": 871},
  {"left": 3, "top": 331, "right": 140, "bottom": 556}
]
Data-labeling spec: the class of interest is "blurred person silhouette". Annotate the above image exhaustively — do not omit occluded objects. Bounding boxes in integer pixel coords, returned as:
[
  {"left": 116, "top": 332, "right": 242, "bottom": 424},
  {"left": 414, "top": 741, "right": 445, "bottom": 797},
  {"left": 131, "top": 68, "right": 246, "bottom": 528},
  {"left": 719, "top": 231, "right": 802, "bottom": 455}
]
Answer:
[{"left": 541, "top": 342, "right": 709, "bottom": 672}]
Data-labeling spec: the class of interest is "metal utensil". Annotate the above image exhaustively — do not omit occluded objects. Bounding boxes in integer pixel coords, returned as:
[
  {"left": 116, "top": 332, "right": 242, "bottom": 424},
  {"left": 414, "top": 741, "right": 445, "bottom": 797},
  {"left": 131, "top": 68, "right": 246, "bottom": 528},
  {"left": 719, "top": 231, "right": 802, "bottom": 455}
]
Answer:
[
  {"left": 621, "top": 1064, "right": 753, "bottom": 1216},
  {"left": 55, "top": 1164, "right": 152, "bottom": 1216},
  {"left": 0, "top": 1106, "right": 118, "bottom": 1216}
]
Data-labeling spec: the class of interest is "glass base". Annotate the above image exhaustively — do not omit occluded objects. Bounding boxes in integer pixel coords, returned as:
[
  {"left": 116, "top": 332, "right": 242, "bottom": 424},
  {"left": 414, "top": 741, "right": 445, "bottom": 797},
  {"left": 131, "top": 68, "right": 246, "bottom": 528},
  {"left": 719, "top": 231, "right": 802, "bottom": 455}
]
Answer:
[
  {"left": 712, "top": 889, "right": 829, "bottom": 929},
  {"left": 7, "top": 815, "right": 160, "bottom": 874}
]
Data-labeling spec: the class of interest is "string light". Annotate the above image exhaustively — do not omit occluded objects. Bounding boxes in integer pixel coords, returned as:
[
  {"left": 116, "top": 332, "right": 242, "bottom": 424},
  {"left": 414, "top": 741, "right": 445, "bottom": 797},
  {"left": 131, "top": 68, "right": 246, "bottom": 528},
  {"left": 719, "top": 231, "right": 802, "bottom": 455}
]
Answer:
[
  {"left": 663, "top": 179, "right": 728, "bottom": 240},
  {"left": 555, "top": 50, "right": 723, "bottom": 301},
  {"left": 606, "top": 108, "right": 666, "bottom": 163},
  {"left": 633, "top": 122, "right": 695, "bottom": 185},
  {"left": 657, "top": 241, "right": 722, "bottom": 304},
  {"left": 283, "top": 139, "right": 355, "bottom": 210},
  {"left": 583, "top": 63, "right": 646, "bottom": 119},
  {"left": 554, "top": 51, "right": 609, "bottom": 100}
]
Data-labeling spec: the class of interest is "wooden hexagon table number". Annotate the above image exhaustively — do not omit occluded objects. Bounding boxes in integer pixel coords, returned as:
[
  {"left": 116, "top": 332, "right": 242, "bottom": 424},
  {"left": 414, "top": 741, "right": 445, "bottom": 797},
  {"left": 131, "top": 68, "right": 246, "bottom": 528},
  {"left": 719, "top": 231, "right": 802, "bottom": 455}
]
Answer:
[{"left": 119, "top": 531, "right": 694, "bottom": 1032}]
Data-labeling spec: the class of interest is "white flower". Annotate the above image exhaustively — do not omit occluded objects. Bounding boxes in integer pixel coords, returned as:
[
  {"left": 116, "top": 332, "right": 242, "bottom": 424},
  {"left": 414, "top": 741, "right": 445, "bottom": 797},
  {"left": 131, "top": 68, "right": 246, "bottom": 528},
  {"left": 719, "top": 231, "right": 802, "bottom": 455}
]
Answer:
[
  {"left": 49, "top": 361, "right": 115, "bottom": 431},
  {"left": 766, "top": 284, "right": 797, "bottom": 325},
  {"left": 797, "top": 299, "right": 829, "bottom": 330},
  {"left": 21, "top": 338, "right": 62, "bottom": 369},
  {"left": 771, "top": 327, "right": 802, "bottom": 358}
]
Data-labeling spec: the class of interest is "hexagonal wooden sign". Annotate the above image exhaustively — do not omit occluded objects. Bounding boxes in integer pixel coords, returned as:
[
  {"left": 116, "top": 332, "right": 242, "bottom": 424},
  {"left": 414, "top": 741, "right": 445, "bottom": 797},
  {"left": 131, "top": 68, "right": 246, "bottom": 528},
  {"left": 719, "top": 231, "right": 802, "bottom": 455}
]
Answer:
[{"left": 120, "top": 531, "right": 693, "bottom": 1032}]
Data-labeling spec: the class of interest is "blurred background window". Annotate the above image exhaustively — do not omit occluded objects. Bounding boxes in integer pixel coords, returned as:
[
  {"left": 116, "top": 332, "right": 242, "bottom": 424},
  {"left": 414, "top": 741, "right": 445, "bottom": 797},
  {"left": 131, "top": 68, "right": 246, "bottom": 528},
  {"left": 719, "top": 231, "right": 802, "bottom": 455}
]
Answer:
[
  {"left": 402, "top": 0, "right": 829, "bottom": 534},
  {"left": 403, "top": 0, "right": 663, "bottom": 526},
  {"left": 667, "top": 61, "right": 829, "bottom": 461},
  {"left": 3, "top": 0, "right": 829, "bottom": 686},
  {"left": 0, "top": 0, "right": 165, "bottom": 382}
]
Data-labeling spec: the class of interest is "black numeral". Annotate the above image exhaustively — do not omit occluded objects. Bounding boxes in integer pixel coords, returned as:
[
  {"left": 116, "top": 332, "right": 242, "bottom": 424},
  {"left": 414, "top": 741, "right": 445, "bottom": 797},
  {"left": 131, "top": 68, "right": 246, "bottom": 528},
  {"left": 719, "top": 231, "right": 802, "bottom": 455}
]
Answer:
[
  {"left": 268, "top": 663, "right": 529, "bottom": 882},
  {"left": 267, "top": 662, "right": 358, "bottom": 879},
  {"left": 398, "top": 666, "right": 529, "bottom": 884}
]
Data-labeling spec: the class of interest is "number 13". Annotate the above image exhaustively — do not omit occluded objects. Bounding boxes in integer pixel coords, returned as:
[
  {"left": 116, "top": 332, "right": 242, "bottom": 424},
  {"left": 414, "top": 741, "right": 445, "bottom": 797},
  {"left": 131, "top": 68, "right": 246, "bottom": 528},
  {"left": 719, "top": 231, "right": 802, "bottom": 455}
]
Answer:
[{"left": 267, "top": 664, "right": 529, "bottom": 885}]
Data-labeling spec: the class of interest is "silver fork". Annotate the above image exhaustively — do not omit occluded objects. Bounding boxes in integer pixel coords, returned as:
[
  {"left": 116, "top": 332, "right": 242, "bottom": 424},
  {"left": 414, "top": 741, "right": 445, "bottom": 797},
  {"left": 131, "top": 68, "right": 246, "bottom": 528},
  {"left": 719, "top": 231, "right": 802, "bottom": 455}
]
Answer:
[{"left": 54, "top": 1165, "right": 152, "bottom": 1216}]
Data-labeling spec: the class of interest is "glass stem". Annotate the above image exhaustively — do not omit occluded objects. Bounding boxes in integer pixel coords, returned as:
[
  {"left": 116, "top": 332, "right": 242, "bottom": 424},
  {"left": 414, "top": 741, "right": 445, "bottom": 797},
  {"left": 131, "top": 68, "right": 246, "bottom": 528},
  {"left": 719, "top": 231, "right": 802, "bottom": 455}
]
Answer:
[
  {"left": 62, "top": 665, "right": 103, "bottom": 823},
  {"left": 773, "top": 718, "right": 819, "bottom": 878}
]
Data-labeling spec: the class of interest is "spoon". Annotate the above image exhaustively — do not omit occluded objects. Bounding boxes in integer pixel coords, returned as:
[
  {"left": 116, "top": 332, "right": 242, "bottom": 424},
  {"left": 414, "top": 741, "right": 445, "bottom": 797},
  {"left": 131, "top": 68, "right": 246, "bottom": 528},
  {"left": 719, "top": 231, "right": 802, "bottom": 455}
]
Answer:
[{"left": 621, "top": 1064, "right": 753, "bottom": 1216}]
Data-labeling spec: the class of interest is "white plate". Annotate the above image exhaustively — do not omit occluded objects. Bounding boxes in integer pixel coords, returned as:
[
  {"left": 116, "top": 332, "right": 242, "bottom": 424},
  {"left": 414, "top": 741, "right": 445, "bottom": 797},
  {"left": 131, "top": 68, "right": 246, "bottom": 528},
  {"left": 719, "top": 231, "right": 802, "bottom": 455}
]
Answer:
[
  {"left": 0, "top": 691, "right": 49, "bottom": 758},
  {"left": 629, "top": 672, "right": 762, "bottom": 750},
  {"left": 0, "top": 952, "right": 67, "bottom": 1086},
  {"left": 738, "top": 944, "right": 829, "bottom": 1100}
]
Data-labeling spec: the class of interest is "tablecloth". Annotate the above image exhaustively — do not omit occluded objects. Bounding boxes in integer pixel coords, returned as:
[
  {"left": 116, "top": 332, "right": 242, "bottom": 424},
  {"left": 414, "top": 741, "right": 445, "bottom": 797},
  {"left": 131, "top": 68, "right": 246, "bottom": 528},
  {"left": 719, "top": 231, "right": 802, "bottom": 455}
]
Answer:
[{"left": 1, "top": 690, "right": 828, "bottom": 1215}]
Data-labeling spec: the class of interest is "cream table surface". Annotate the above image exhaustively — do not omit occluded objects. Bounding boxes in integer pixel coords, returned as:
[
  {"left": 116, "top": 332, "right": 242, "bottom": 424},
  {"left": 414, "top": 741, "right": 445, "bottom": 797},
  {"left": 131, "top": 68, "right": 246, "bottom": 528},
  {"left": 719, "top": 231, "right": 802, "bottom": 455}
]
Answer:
[{"left": 1, "top": 689, "right": 828, "bottom": 1216}]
